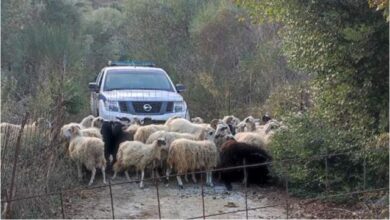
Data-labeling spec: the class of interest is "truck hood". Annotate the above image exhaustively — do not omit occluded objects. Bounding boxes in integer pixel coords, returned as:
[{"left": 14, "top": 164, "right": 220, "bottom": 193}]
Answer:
[{"left": 100, "top": 90, "right": 184, "bottom": 102}]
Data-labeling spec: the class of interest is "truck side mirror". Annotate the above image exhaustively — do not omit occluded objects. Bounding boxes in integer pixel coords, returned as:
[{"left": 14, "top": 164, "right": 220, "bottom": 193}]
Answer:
[
  {"left": 175, "top": 84, "right": 186, "bottom": 93},
  {"left": 89, "top": 82, "right": 99, "bottom": 92}
]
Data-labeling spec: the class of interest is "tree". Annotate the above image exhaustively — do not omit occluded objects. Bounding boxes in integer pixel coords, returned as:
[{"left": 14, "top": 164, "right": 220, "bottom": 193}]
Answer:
[{"left": 238, "top": 0, "right": 389, "bottom": 134}]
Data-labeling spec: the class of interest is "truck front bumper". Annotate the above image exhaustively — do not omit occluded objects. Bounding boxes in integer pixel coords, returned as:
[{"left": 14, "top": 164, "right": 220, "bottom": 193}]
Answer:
[{"left": 99, "top": 108, "right": 189, "bottom": 122}]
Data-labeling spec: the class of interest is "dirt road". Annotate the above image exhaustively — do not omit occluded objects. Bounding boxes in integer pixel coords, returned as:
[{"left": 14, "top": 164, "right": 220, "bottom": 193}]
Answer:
[{"left": 64, "top": 176, "right": 287, "bottom": 219}]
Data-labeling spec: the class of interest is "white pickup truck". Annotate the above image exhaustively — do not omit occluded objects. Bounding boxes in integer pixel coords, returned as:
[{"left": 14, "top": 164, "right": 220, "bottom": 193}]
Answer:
[{"left": 89, "top": 61, "right": 189, "bottom": 123}]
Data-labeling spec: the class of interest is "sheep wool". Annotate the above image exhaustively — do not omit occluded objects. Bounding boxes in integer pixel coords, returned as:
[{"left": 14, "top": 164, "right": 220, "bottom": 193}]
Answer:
[
  {"left": 91, "top": 117, "right": 104, "bottom": 129},
  {"left": 167, "top": 138, "right": 218, "bottom": 188},
  {"left": 234, "top": 132, "right": 267, "bottom": 150},
  {"left": 133, "top": 124, "right": 167, "bottom": 143},
  {"left": 80, "top": 115, "right": 95, "bottom": 128},
  {"left": 112, "top": 139, "right": 166, "bottom": 188},
  {"left": 191, "top": 117, "right": 204, "bottom": 124},
  {"left": 166, "top": 118, "right": 215, "bottom": 140},
  {"left": 68, "top": 126, "right": 106, "bottom": 186}
]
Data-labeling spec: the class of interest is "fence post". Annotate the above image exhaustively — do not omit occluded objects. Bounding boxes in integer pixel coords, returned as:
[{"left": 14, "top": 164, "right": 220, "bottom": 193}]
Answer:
[
  {"left": 325, "top": 148, "right": 329, "bottom": 194},
  {"left": 284, "top": 161, "right": 290, "bottom": 219},
  {"left": 200, "top": 172, "right": 206, "bottom": 219},
  {"left": 154, "top": 176, "right": 161, "bottom": 219},
  {"left": 4, "top": 113, "right": 29, "bottom": 218},
  {"left": 243, "top": 159, "right": 248, "bottom": 219},
  {"left": 60, "top": 192, "right": 65, "bottom": 219},
  {"left": 108, "top": 179, "right": 115, "bottom": 219},
  {"left": 363, "top": 146, "right": 367, "bottom": 190}
]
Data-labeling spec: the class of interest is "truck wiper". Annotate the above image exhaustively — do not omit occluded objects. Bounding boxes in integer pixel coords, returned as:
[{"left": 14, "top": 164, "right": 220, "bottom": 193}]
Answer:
[{"left": 105, "top": 88, "right": 131, "bottom": 91}]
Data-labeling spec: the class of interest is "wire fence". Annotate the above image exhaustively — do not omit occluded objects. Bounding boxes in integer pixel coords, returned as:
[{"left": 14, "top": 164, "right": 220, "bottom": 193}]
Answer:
[{"left": 1, "top": 113, "right": 389, "bottom": 219}]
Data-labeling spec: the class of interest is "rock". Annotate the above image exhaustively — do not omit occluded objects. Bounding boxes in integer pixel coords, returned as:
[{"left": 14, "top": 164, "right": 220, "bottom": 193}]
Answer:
[
  {"left": 213, "top": 196, "right": 217, "bottom": 200},
  {"left": 224, "top": 202, "right": 239, "bottom": 208}
]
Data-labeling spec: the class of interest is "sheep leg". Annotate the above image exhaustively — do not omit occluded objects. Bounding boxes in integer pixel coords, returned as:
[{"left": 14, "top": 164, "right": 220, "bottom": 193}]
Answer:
[
  {"left": 207, "top": 171, "right": 214, "bottom": 187},
  {"left": 191, "top": 172, "right": 197, "bottom": 184},
  {"left": 165, "top": 168, "right": 171, "bottom": 185},
  {"left": 155, "top": 168, "right": 161, "bottom": 179},
  {"left": 77, "top": 162, "right": 83, "bottom": 180},
  {"left": 184, "top": 173, "right": 189, "bottom": 183},
  {"left": 176, "top": 175, "right": 184, "bottom": 189},
  {"left": 112, "top": 171, "right": 117, "bottom": 180},
  {"left": 243, "top": 160, "right": 248, "bottom": 187},
  {"left": 102, "top": 166, "right": 107, "bottom": 185},
  {"left": 88, "top": 167, "right": 96, "bottom": 186},
  {"left": 125, "top": 171, "right": 131, "bottom": 182},
  {"left": 139, "top": 170, "right": 145, "bottom": 188}
]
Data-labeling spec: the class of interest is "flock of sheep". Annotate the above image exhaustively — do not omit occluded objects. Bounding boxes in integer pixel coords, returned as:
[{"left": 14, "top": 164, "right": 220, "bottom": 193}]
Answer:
[{"left": 1, "top": 114, "right": 286, "bottom": 191}]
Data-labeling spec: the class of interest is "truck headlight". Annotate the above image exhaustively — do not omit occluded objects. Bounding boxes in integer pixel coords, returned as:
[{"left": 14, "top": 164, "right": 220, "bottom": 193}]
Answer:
[
  {"left": 173, "top": 101, "right": 186, "bottom": 112},
  {"left": 104, "top": 100, "right": 119, "bottom": 112}
]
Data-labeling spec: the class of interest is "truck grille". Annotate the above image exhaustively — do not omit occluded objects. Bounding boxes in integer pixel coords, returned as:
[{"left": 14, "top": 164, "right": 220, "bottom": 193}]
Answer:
[
  {"left": 119, "top": 101, "right": 128, "bottom": 112},
  {"left": 132, "top": 102, "right": 162, "bottom": 113},
  {"left": 166, "top": 102, "right": 173, "bottom": 112}
]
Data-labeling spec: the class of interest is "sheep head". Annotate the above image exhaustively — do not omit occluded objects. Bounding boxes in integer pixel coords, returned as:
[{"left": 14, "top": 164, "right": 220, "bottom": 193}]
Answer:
[
  {"left": 154, "top": 138, "right": 166, "bottom": 160},
  {"left": 204, "top": 127, "right": 216, "bottom": 141},
  {"left": 61, "top": 123, "right": 81, "bottom": 139},
  {"left": 210, "top": 119, "right": 220, "bottom": 130},
  {"left": 69, "top": 124, "right": 82, "bottom": 137},
  {"left": 215, "top": 123, "right": 232, "bottom": 139},
  {"left": 111, "top": 121, "right": 127, "bottom": 137},
  {"left": 92, "top": 117, "right": 104, "bottom": 129}
]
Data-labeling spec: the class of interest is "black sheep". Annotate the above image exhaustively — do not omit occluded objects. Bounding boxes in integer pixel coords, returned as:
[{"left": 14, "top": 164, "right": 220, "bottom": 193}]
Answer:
[
  {"left": 219, "top": 139, "right": 272, "bottom": 190},
  {"left": 101, "top": 121, "right": 132, "bottom": 167}
]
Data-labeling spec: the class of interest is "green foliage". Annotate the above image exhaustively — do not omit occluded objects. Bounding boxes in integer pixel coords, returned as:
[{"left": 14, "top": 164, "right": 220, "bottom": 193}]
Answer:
[
  {"left": 239, "top": 0, "right": 389, "bottom": 134},
  {"left": 270, "top": 113, "right": 388, "bottom": 196},
  {"left": 263, "top": 81, "right": 312, "bottom": 118},
  {"left": 240, "top": 0, "right": 389, "bottom": 198},
  {"left": 369, "top": 0, "right": 389, "bottom": 21}
]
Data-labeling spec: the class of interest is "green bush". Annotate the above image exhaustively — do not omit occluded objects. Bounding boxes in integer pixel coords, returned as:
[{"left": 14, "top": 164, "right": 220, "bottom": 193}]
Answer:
[{"left": 269, "top": 113, "right": 389, "bottom": 197}]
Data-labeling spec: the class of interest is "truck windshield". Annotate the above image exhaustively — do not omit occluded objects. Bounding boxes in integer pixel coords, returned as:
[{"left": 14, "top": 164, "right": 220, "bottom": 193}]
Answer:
[{"left": 103, "top": 69, "right": 174, "bottom": 92}]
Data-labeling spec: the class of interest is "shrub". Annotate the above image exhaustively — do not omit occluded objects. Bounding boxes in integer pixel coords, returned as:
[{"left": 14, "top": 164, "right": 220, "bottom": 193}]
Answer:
[{"left": 269, "top": 113, "right": 388, "bottom": 197}]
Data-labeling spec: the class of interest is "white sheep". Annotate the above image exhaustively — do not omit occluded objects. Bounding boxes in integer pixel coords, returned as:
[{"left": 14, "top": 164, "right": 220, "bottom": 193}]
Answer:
[
  {"left": 133, "top": 124, "right": 168, "bottom": 143},
  {"left": 191, "top": 117, "right": 204, "bottom": 124},
  {"left": 79, "top": 115, "right": 95, "bottom": 128},
  {"left": 222, "top": 115, "right": 241, "bottom": 127},
  {"left": 112, "top": 138, "right": 166, "bottom": 188},
  {"left": 242, "top": 116, "right": 257, "bottom": 132},
  {"left": 67, "top": 125, "right": 106, "bottom": 186},
  {"left": 165, "top": 118, "right": 215, "bottom": 138},
  {"left": 166, "top": 135, "right": 218, "bottom": 188},
  {"left": 214, "top": 122, "right": 234, "bottom": 149},
  {"left": 234, "top": 132, "right": 267, "bottom": 149},
  {"left": 238, "top": 119, "right": 284, "bottom": 146},
  {"left": 164, "top": 116, "right": 182, "bottom": 127},
  {"left": 124, "top": 123, "right": 140, "bottom": 139},
  {"left": 0, "top": 122, "right": 21, "bottom": 135},
  {"left": 235, "top": 121, "right": 246, "bottom": 133},
  {"left": 1, "top": 118, "right": 52, "bottom": 145},
  {"left": 91, "top": 117, "right": 104, "bottom": 129},
  {"left": 145, "top": 131, "right": 201, "bottom": 178},
  {"left": 61, "top": 123, "right": 102, "bottom": 140}
]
